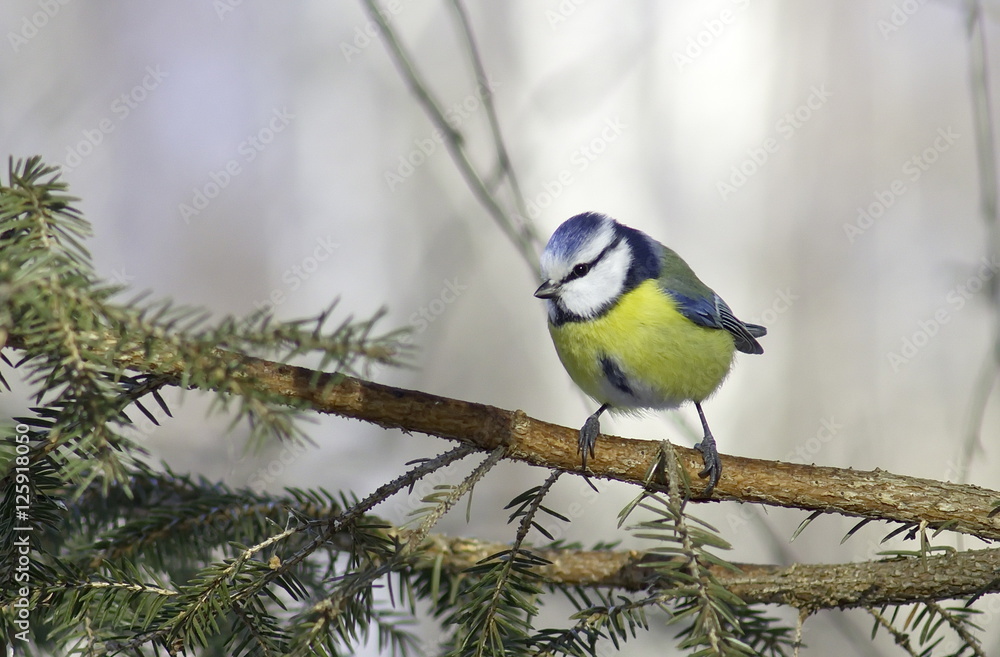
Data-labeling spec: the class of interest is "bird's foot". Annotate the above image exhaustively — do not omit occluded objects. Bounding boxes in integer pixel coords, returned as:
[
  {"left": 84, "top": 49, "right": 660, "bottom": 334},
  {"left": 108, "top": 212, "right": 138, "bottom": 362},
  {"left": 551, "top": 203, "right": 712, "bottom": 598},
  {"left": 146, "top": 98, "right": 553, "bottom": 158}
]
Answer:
[
  {"left": 578, "top": 414, "right": 601, "bottom": 470},
  {"left": 693, "top": 432, "right": 721, "bottom": 497}
]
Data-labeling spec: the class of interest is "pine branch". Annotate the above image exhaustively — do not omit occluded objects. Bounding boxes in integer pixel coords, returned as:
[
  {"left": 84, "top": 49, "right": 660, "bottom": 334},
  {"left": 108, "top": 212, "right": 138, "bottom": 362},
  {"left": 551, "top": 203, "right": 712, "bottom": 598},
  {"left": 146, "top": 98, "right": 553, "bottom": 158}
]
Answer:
[
  {"left": 923, "top": 601, "right": 986, "bottom": 657},
  {"left": 448, "top": 471, "right": 560, "bottom": 656},
  {"left": 866, "top": 608, "right": 920, "bottom": 657},
  {"left": 650, "top": 441, "right": 742, "bottom": 654},
  {"left": 6, "top": 312, "right": 1000, "bottom": 543},
  {"left": 12, "top": 332, "right": 995, "bottom": 540},
  {"left": 288, "top": 448, "right": 503, "bottom": 656},
  {"left": 403, "top": 532, "right": 1000, "bottom": 611}
]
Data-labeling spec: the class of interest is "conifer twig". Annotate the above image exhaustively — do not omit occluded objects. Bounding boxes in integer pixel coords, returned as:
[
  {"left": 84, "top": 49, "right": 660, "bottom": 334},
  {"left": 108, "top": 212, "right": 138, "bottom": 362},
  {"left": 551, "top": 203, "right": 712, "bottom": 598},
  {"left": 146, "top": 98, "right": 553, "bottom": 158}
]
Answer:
[
  {"left": 924, "top": 600, "right": 987, "bottom": 657},
  {"left": 865, "top": 608, "right": 919, "bottom": 657}
]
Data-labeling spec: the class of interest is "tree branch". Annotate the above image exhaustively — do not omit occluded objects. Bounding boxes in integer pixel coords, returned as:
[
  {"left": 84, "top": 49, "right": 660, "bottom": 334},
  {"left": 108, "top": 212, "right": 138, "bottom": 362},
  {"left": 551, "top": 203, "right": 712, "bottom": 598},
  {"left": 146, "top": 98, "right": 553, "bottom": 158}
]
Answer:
[
  {"left": 8, "top": 326, "right": 1000, "bottom": 612},
  {"left": 38, "top": 331, "right": 998, "bottom": 540},
  {"left": 409, "top": 532, "right": 1000, "bottom": 611}
]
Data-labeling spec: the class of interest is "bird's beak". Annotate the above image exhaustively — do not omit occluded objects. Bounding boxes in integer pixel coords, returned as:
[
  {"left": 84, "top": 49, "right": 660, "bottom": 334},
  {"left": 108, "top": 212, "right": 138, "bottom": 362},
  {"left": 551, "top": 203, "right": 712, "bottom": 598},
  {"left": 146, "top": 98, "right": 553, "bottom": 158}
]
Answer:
[{"left": 534, "top": 280, "right": 560, "bottom": 299}]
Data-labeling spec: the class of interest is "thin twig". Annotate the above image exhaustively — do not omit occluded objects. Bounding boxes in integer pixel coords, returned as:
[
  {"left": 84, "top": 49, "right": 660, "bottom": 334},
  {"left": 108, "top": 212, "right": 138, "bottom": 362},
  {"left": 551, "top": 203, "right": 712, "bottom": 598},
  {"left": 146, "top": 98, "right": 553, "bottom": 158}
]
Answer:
[
  {"left": 304, "top": 446, "right": 507, "bottom": 620},
  {"left": 865, "top": 608, "right": 920, "bottom": 657},
  {"left": 208, "top": 445, "right": 478, "bottom": 632},
  {"left": 925, "top": 600, "right": 988, "bottom": 657},
  {"left": 412, "top": 446, "right": 506, "bottom": 545},
  {"left": 446, "top": 0, "right": 539, "bottom": 252},
  {"left": 322, "top": 444, "right": 478, "bottom": 531},
  {"left": 473, "top": 470, "right": 560, "bottom": 657},
  {"left": 960, "top": 0, "right": 1000, "bottom": 485},
  {"left": 662, "top": 440, "right": 723, "bottom": 652},
  {"left": 793, "top": 609, "right": 808, "bottom": 657},
  {"left": 360, "top": 0, "right": 541, "bottom": 276}
]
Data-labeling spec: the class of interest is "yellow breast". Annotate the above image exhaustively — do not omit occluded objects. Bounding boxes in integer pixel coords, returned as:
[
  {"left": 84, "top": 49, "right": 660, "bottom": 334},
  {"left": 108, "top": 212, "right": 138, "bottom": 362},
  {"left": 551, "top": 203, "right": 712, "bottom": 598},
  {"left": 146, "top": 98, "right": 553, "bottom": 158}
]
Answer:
[{"left": 548, "top": 279, "right": 736, "bottom": 408}]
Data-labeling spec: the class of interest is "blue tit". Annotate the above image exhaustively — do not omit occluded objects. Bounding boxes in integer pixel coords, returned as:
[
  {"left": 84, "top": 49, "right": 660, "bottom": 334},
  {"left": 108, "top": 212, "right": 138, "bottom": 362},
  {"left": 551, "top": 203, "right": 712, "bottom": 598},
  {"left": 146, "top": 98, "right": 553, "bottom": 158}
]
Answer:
[{"left": 534, "top": 212, "right": 766, "bottom": 495}]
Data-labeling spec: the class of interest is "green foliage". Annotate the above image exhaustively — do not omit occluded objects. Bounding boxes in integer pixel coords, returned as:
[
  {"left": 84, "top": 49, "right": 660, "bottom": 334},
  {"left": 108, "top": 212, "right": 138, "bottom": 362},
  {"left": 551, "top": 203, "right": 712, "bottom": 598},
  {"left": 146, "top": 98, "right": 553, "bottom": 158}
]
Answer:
[
  {"left": 0, "top": 157, "right": 406, "bottom": 495},
  {"left": 0, "top": 156, "right": 416, "bottom": 654},
  {"left": 439, "top": 473, "right": 560, "bottom": 657},
  {"left": 845, "top": 520, "right": 991, "bottom": 657},
  {"left": 610, "top": 443, "right": 796, "bottom": 657},
  {"left": 869, "top": 603, "right": 986, "bottom": 657}
]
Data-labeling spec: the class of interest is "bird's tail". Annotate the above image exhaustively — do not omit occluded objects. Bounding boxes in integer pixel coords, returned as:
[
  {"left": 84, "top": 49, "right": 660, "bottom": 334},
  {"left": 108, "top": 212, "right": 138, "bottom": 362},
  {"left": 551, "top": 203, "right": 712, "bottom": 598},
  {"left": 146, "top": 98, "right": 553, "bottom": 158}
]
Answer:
[{"left": 745, "top": 323, "right": 767, "bottom": 338}]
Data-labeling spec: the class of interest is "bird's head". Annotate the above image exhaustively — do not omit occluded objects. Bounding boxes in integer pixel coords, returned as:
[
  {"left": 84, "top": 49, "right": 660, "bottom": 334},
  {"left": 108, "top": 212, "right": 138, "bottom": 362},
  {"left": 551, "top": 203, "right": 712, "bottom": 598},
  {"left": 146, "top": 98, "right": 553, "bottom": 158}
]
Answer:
[{"left": 535, "top": 212, "right": 658, "bottom": 322}]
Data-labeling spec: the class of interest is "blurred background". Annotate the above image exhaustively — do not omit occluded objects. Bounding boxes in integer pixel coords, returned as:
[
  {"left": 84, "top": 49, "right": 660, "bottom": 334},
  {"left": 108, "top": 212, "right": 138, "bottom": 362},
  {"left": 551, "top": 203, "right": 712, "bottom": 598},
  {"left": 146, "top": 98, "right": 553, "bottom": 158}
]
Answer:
[{"left": 2, "top": 1, "right": 999, "bottom": 654}]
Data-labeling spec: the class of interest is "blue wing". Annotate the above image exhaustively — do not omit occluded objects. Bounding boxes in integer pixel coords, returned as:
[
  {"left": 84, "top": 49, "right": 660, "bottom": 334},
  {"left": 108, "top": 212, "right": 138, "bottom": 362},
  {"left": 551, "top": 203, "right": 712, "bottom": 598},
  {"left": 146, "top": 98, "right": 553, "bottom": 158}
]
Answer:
[{"left": 669, "top": 291, "right": 766, "bottom": 355}]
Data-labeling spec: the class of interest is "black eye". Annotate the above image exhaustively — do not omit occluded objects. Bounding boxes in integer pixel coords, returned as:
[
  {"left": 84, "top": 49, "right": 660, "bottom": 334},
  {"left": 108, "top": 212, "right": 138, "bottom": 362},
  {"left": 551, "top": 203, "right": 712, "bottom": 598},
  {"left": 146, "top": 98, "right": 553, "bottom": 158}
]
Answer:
[{"left": 571, "top": 263, "right": 590, "bottom": 279}]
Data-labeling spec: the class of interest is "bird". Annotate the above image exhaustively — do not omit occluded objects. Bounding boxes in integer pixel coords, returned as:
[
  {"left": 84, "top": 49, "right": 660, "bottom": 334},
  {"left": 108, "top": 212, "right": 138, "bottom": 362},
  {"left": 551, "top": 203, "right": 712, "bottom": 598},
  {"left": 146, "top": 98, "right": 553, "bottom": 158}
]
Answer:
[{"left": 533, "top": 211, "right": 765, "bottom": 496}]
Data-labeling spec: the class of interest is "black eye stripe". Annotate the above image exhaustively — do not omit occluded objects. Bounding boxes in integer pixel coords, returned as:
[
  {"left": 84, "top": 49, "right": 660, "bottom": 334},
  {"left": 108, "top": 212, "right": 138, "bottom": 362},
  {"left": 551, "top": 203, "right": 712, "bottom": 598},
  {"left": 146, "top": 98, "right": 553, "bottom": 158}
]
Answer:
[{"left": 562, "top": 235, "right": 623, "bottom": 284}]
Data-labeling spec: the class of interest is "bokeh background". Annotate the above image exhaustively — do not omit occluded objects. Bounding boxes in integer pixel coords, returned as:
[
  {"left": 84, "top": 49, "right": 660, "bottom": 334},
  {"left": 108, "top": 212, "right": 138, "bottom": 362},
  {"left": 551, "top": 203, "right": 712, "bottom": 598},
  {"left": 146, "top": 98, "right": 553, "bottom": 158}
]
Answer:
[{"left": 3, "top": 1, "right": 1000, "bottom": 654}]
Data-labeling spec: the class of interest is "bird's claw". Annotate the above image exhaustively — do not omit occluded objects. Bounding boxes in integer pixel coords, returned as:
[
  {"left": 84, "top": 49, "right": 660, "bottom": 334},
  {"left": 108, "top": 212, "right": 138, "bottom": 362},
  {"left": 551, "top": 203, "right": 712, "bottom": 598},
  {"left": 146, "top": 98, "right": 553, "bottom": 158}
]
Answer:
[
  {"left": 693, "top": 436, "right": 721, "bottom": 497},
  {"left": 578, "top": 415, "right": 600, "bottom": 470}
]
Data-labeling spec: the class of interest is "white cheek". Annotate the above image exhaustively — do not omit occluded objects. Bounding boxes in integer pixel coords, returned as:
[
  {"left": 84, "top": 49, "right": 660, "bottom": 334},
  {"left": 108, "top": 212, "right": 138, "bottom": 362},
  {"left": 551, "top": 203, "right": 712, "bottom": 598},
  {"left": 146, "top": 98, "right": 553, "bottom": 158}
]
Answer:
[
  {"left": 559, "top": 248, "right": 630, "bottom": 318},
  {"left": 561, "top": 279, "right": 618, "bottom": 317}
]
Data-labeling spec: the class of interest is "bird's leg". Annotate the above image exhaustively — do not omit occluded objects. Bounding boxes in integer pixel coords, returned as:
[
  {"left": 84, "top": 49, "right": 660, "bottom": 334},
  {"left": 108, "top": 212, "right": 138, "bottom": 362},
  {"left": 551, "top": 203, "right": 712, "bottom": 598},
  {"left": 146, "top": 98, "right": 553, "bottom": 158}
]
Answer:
[
  {"left": 693, "top": 402, "right": 721, "bottom": 496},
  {"left": 579, "top": 403, "right": 610, "bottom": 470}
]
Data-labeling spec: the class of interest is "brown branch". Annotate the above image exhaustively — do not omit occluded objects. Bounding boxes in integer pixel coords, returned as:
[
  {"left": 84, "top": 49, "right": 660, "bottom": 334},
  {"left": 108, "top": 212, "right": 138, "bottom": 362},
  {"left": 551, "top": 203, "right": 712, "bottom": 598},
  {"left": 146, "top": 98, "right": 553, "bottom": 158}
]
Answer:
[
  {"left": 62, "top": 335, "right": 999, "bottom": 540},
  {"left": 9, "top": 328, "right": 1000, "bottom": 610},
  {"left": 410, "top": 532, "right": 1000, "bottom": 611}
]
